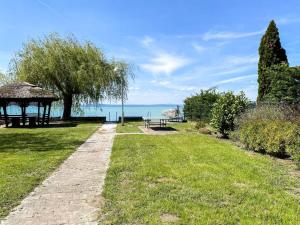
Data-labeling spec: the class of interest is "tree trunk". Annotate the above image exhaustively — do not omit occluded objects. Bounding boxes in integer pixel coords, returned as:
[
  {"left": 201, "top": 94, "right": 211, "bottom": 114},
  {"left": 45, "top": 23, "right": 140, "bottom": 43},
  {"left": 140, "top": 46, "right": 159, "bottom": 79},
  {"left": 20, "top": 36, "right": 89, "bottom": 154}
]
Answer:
[{"left": 62, "top": 94, "right": 73, "bottom": 121}]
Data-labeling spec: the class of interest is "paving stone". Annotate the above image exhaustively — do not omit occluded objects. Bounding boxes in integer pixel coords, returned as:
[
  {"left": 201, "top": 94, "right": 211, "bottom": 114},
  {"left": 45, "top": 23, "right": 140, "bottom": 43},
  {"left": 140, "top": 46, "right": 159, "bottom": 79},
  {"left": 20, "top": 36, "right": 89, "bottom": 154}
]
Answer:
[{"left": 0, "top": 123, "right": 116, "bottom": 225}]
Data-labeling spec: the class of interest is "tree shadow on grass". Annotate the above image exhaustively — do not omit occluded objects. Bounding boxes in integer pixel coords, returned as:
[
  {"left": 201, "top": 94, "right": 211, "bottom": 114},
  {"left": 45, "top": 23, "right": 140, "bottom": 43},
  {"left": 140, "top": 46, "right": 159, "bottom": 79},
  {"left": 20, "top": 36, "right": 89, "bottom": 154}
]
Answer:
[
  {"left": 6, "top": 122, "right": 79, "bottom": 129},
  {"left": 150, "top": 127, "right": 177, "bottom": 131},
  {"left": 0, "top": 132, "right": 84, "bottom": 153}
]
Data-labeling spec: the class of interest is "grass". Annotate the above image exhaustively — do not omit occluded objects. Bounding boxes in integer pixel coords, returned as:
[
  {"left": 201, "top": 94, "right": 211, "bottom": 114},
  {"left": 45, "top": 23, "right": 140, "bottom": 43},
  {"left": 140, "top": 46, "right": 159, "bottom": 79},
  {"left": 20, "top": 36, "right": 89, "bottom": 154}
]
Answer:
[
  {"left": 0, "top": 122, "right": 99, "bottom": 218},
  {"left": 116, "top": 121, "right": 196, "bottom": 134},
  {"left": 168, "top": 121, "right": 197, "bottom": 132},
  {"left": 116, "top": 121, "right": 143, "bottom": 133},
  {"left": 100, "top": 123, "right": 300, "bottom": 224}
]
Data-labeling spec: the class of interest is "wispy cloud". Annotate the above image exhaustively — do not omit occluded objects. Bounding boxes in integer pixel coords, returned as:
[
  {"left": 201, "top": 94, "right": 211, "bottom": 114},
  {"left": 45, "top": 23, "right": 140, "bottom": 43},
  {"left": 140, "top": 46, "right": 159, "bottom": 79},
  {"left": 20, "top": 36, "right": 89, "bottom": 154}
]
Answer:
[
  {"left": 202, "top": 30, "right": 263, "bottom": 41},
  {"left": 140, "top": 36, "right": 155, "bottom": 47},
  {"left": 223, "top": 55, "right": 258, "bottom": 65},
  {"left": 36, "top": 0, "right": 64, "bottom": 18},
  {"left": 192, "top": 43, "right": 207, "bottom": 53},
  {"left": 140, "top": 52, "right": 191, "bottom": 74},
  {"left": 215, "top": 74, "right": 257, "bottom": 85},
  {"left": 151, "top": 79, "right": 198, "bottom": 92},
  {"left": 181, "top": 55, "right": 258, "bottom": 81},
  {"left": 277, "top": 16, "right": 300, "bottom": 25}
]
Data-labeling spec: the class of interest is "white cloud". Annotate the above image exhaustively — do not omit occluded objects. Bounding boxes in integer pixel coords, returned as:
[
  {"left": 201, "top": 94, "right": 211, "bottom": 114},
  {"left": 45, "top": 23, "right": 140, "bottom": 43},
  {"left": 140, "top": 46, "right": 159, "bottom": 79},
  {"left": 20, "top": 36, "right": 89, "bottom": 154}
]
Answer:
[
  {"left": 181, "top": 55, "right": 258, "bottom": 81},
  {"left": 140, "top": 36, "right": 155, "bottom": 47},
  {"left": 277, "top": 16, "right": 300, "bottom": 25},
  {"left": 215, "top": 74, "right": 257, "bottom": 85},
  {"left": 223, "top": 55, "right": 258, "bottom": 65},
  {"left": 192, "top": 43, "right": 207, "bottom": 53},
  {"left": 140, "top": 52, "right": 191, "bottom": 74},
  {"left": 157, "top": 80, "right": 171, "bottom": 86},
  {"left": 202, "top": 30, "right": 263, "bottom": 41},
  {"left": 151, "top": 79, "right": 198, "bottom": 92}
]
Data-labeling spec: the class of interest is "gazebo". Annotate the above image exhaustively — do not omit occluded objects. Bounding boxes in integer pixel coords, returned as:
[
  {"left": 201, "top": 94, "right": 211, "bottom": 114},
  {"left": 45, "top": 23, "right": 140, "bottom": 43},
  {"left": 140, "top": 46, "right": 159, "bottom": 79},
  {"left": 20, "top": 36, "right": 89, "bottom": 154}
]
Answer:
[{"left": 0, "top": 82, "right": 59, "bottom": 127}]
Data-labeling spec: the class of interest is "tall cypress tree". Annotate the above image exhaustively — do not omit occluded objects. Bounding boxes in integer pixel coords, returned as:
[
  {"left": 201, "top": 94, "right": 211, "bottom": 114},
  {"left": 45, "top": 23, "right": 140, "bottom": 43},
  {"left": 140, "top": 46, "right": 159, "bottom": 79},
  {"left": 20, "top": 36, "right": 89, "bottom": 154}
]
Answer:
[{"left": 257, "top": 20, "right": 288, "bottom": 102}]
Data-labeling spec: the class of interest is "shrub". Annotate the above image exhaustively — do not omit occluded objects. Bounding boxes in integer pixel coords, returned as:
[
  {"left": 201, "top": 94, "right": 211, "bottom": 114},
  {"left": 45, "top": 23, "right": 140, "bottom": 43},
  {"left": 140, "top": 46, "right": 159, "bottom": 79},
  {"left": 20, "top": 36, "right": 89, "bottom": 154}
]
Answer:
[
  {"left": 199, "top": 127, "right": 212, "bottom": 135},
  {"left": 210, "top": 91, "right": 249, "bottom": 137},
  {"left": 228, "top": 130, "right": 240, "bottom": 142},
  {"left": 183, "top": 88, "right": 220, "bottom": 121},
  {"left": 195, "top": 121, "right": 206, "bottom": 129},
  {"left": 239, "top": 119, "right": 299, "bottom": 159},
  {"left": 235, "top": 103, "right": 296, "bottom": 129}
]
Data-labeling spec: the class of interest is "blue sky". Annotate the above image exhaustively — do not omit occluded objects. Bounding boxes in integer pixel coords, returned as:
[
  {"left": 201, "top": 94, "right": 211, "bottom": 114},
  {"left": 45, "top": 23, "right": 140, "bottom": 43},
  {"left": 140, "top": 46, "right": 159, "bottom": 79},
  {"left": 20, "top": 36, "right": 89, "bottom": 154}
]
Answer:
[{"left": 1, "top": 0, "right": 300, "bottom": 104}]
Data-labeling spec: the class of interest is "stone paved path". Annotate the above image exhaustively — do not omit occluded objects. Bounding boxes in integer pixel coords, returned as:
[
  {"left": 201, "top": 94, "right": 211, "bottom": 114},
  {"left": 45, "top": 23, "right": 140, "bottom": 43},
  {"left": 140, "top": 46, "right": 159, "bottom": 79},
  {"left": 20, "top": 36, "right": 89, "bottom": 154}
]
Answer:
[{"left": 1, "top": 123, "right": 117, "bottom": 225}]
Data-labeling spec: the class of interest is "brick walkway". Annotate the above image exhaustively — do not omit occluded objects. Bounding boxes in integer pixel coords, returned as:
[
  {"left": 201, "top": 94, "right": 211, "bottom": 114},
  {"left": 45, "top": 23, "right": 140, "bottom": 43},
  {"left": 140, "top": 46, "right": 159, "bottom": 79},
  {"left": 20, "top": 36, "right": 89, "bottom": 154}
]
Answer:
[{"left": 1, "top": 123, "right": 116, "bottom": 225}]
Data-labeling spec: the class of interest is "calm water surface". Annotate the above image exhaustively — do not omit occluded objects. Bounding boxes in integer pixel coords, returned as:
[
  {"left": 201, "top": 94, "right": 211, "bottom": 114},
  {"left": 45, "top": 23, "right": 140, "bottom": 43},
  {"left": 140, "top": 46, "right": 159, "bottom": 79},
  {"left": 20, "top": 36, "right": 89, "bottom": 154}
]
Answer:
[{"left": 5, "top": 104, "right": 182, "bottom": 120}]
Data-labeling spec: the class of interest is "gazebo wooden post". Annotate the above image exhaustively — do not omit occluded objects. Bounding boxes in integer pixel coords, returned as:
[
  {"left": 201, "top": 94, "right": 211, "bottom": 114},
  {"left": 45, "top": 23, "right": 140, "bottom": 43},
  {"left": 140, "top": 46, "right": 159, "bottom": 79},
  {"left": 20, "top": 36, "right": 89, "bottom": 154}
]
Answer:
[
  {"left": 47, "top": 102, "right": 52, "bottom": 125},
  {"left": 21, "top": 103, "right": 26, "bottom": 127},
  {"left": 42, "top": 103, "right": 46, "bottom": 126},
  {"left": 3, "top": 103, "right": 8, "bottom": 128},
  {"left": 37, "top": 101, "right": 40, "bottom": 126}
]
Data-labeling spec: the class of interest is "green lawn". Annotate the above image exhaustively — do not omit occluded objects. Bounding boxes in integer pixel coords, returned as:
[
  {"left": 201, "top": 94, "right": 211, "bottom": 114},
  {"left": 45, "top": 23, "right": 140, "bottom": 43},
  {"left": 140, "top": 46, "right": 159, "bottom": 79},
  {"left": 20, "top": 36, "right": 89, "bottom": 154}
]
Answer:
[
  {"left": 0, "top": 122, "right": 99, "bottom": 218},
  {"left": 116, "top": 121, "right": 143, "bottom": 133},
  {"left": 100, "top": 127, "right": 300, "bottom": 224},
  {"left": 168, "top": 121, "right": 197, "bottom": 132}
]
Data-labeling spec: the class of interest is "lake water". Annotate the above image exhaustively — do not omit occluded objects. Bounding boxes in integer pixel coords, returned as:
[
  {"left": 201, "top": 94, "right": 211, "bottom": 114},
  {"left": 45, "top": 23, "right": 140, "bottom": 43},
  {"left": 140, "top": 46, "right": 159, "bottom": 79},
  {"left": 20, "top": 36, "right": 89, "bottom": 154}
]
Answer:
[{"left": 4, "top": 104, "right": 183, "bottom": 121}]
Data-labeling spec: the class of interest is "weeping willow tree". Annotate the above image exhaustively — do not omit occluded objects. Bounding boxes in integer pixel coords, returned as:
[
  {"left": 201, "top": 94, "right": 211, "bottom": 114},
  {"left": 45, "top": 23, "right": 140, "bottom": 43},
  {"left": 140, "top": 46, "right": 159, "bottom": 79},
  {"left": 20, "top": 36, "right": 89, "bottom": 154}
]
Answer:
[
  {"left": 0, "top": 72, "right": 5, "bottom": 85},
  {"left": 10, "top": 33, "right": 133, "bottom": 120}
]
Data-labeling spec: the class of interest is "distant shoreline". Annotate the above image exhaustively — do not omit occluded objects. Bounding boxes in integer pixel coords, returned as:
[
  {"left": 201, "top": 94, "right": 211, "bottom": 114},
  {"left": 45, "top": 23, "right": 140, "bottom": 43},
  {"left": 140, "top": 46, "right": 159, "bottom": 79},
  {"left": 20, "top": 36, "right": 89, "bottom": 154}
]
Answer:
[{"left": 81, "top": 104, "right": 183, "bottom": 107}]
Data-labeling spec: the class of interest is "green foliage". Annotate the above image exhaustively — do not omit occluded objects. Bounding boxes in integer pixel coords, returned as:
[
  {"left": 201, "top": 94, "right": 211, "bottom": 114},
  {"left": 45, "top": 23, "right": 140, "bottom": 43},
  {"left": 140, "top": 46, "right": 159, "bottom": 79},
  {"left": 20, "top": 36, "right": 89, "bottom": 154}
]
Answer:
[
  {"left": 210, "top": 91, "right": 249, "bottom": 137},
  {"left": 236, "top": 104, "right": 296, "bottom": 129},
  {"left": 235, "top": 105, "right": 300, "bottom": 163},
  {"left": 183, "top": 88, "right": 220, "bottom": 121},
  {"left": 10, "top": 33, "right": 132, "bottom": 120},
  {"left": 0, "top": 72, "right": 5, "bottom": 85},
  {"left": 258, "top": 20, "right": 288, "bottom": 101},
  {"left": 0, "top": 72, "right": 13, "bottom": 85},
  {"left": 239, "top": 120, "right": 299, "bottom": 159},
  {"left": 195, "top": 120, "right": 206, "bottom": 129},
  {"left": 262, "top": 64, "right": 300, "bottom": 104}
]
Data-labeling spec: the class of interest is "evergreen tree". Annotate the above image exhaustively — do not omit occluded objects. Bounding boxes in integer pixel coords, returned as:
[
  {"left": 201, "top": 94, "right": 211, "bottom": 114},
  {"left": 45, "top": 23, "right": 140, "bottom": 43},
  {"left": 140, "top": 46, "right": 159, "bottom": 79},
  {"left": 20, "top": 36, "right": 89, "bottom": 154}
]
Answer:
[
  {"left": 258, "top": 20, "right": 288, "bottom": 101},
  {"left": 264, "top": 64, "right": 300, "bottom": 105}
]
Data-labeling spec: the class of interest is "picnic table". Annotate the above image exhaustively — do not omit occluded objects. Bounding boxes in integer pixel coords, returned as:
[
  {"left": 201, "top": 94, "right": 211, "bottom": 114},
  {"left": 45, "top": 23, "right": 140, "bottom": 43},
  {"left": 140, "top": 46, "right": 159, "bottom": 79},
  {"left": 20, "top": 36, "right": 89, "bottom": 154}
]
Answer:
[
  {"left": 144, "top": 118, "right": 167, "bottom": 128},
  {"left": 0, "top": 113, "right": 46, "bottom": 127}
]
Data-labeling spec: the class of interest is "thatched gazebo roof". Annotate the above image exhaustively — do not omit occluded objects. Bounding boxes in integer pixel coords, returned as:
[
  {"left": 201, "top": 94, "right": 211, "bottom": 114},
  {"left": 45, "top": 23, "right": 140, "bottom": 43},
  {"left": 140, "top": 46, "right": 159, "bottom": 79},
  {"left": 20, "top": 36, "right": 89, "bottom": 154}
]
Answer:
[
  {"left": 0, "top": 82, "right": 59, "bottom": 127},
  {"left": 0, "top": 82, "right": 58, "bottom": 101}
]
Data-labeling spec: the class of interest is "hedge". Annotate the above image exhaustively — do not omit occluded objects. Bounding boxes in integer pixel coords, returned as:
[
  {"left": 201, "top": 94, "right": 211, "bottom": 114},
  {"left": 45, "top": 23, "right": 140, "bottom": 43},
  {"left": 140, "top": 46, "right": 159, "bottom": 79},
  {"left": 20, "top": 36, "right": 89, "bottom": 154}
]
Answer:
[{"left": 239, "top": 119, "right": 300, "bottom": 161}]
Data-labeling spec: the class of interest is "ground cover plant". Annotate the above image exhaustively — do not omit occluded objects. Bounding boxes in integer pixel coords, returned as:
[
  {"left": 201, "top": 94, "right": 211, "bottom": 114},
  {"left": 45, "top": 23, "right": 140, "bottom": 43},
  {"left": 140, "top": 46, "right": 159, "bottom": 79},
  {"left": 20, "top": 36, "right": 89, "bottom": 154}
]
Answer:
[
  {"left": 100, "top": 123, "right": 300, "bottom": 224},
  {"left": 0, "top": 122, "right": 99, "bottom": 217}
]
